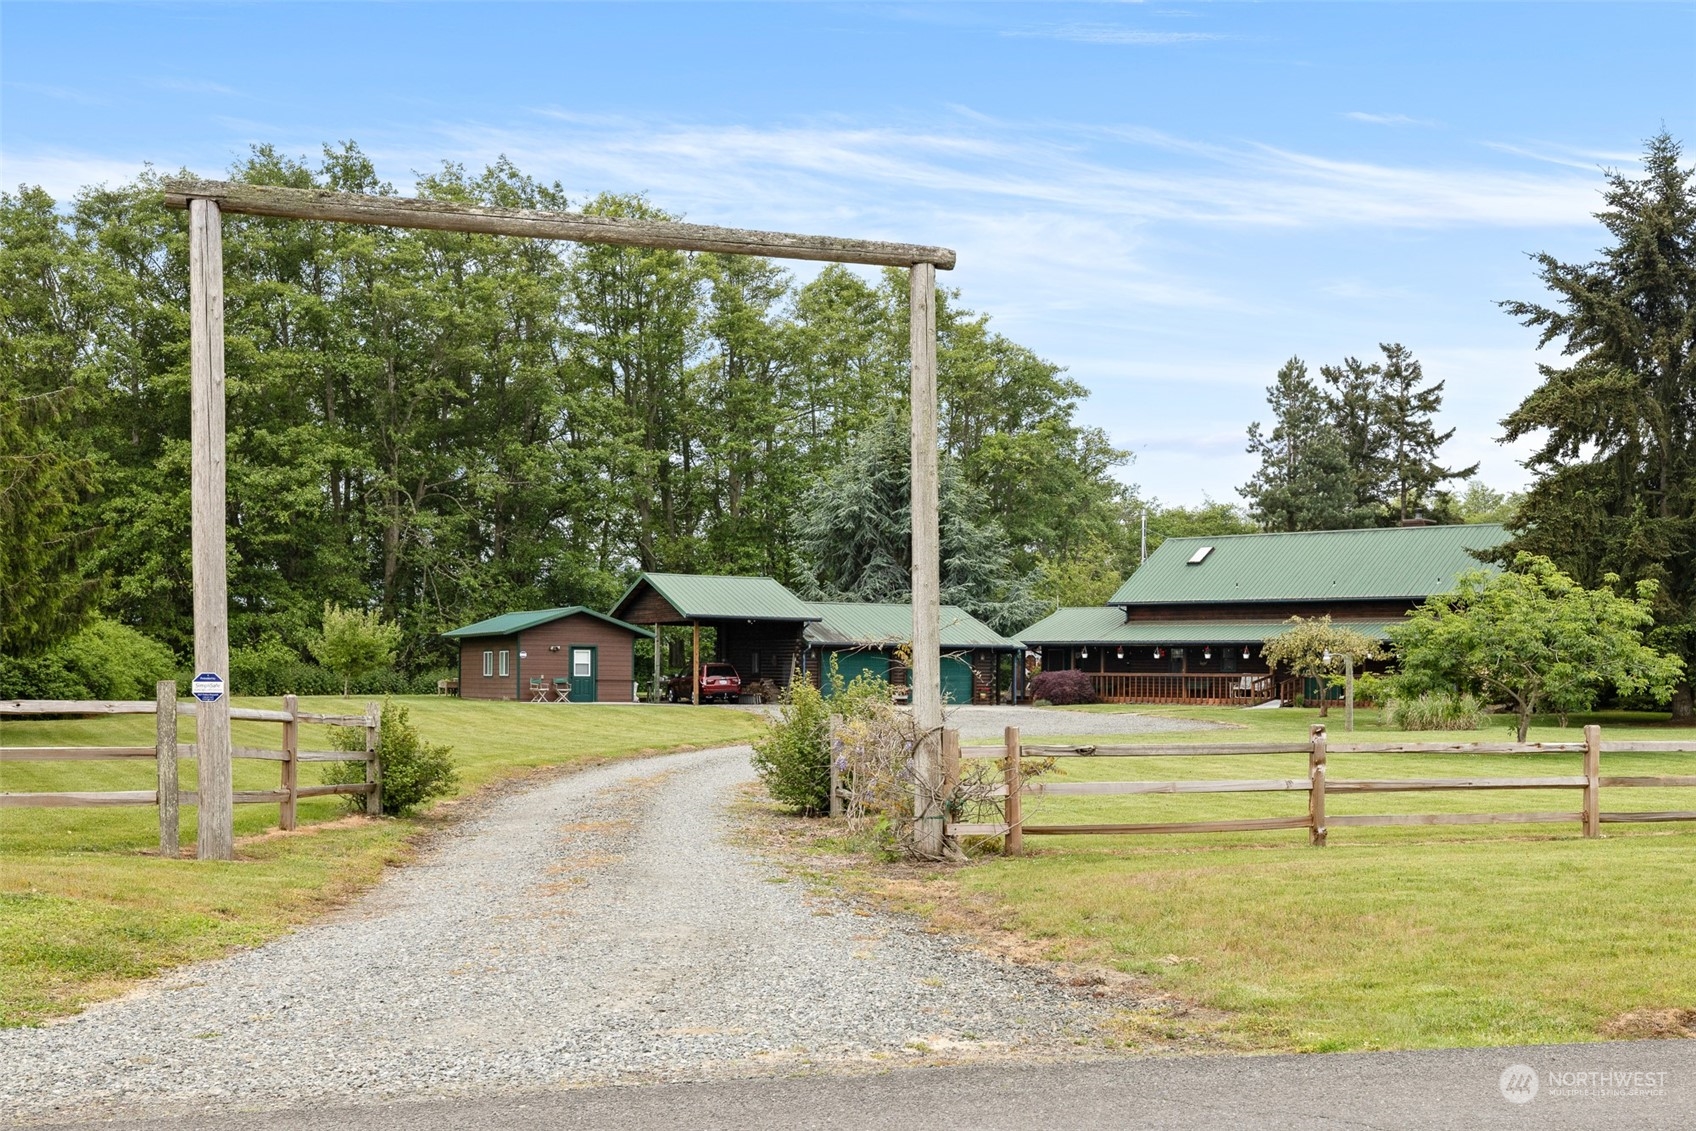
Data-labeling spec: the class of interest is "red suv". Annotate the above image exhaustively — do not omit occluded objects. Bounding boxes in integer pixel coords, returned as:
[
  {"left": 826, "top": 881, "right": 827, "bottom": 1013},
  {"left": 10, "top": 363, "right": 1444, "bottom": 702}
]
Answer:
[{"left": 666, "top": 663, "right": 743, "bottom": 703}]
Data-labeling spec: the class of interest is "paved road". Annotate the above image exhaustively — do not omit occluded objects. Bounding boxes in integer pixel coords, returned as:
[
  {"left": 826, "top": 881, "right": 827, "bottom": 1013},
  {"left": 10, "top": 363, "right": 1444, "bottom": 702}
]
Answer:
[{"left": 29, "top": 1044, "right": 1696, "bottom": 1130}]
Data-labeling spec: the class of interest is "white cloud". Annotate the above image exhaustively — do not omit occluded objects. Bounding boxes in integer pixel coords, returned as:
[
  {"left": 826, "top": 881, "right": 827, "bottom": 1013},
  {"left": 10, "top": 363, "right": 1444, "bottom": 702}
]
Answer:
[
  {"left": 0, "top": 150, "right": 152, "bottom": 198},
  {"left": 1344, "top": 112, "right": 1438, "bottom": 128},
  {"left": 1004, "top": 23, "right": 1224, "bottom": 46}
]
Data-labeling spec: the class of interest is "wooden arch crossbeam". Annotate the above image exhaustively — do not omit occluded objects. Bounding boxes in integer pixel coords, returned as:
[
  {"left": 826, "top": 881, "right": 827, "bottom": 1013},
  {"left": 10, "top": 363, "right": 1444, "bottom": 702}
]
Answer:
[{"left": 161, "top": 177, "right": 955, "bottom": 860}]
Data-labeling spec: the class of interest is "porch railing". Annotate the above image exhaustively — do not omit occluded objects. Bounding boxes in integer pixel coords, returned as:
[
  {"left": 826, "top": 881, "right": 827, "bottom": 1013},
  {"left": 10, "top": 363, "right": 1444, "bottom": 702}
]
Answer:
[{"left": 1086, "top": 672, "right": 1275, "bottom": 705}]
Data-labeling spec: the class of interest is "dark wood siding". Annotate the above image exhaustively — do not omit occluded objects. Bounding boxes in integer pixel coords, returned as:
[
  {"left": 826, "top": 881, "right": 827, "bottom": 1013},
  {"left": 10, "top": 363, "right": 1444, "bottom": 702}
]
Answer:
[
  {"left": 614, "top": 584, "right": 684, "bottom": 626},
  {"left": 1120, "top": 599, "right": 1416, "bottom": 623},
  {"left": 520, "top": 614, "right": 643, "bottom": 702},
  {"left": 459, "top": 636, "right": 520, "bottom": 700},
  {"left": 717, "top": 622, "right": 809, "bottom": 688},
  {"left": 455, "top": 615, "right": 644, "bottom": 702}
]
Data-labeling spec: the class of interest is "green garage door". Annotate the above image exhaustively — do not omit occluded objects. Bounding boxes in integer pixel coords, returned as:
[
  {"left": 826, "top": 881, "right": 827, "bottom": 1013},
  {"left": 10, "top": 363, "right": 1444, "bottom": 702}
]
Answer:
[
  {"left": 825, "top": 650, "right": 888, "bottom": 696},
  {"left": 940, "top": 656, "right": 974, "bottom": 705}
]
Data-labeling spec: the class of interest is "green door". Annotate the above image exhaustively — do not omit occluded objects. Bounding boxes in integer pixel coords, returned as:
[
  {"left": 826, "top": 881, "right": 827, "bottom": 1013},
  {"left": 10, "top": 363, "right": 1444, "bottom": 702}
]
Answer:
[
  {"left": 825, "top": 650, "right": 888, "bottom": 696},
  {"left": 569, "top": 645, "right": 598, "bottom": 702},
  {"left": 941, "top": 656, "right": 974, "bottom": 704}
]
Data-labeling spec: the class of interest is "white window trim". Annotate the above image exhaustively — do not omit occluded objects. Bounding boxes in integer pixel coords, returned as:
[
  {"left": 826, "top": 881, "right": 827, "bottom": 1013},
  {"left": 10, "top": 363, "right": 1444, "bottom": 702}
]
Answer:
[
  {"left": 498, "top": 650, "right": 510, "bottom": 678},
  {"left": 482, "top": 650, "right": 493, "bottom": 677}
]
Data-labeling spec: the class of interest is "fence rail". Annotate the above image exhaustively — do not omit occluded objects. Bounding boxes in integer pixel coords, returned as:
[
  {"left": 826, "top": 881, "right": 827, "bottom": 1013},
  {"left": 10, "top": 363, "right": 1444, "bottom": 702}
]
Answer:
[
  {"left": 1, "top": 683, "right": 380, "bottom": 857},
  {"left": 941, "top": 723, "right": 1696, "bottom": 853}
]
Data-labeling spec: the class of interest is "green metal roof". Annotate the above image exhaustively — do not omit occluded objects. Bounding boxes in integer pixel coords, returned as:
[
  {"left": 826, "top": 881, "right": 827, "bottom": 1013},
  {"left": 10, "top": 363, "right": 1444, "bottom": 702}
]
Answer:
[
  {"left": 442, "top": 606, "right": 653, "bottom": 640},
  {"left": 612, "top": 572, "right": 821, "bottom": 623},
  {"left": 1018, "top": 608, "right": 1395, "bottom": 646},
  {"left": 1108, "top": 524, "right": 1509, "bottom": 606},
  {"left": 804, "top": 602, "right": 1024, "bottom": 650}
]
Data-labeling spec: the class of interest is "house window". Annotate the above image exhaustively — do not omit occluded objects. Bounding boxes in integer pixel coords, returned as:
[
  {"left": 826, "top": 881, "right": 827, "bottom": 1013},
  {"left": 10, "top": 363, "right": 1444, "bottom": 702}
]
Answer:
[
  {"left": 572, "top": 649, "right": 592, "bottom": 678},
  {"left": 482, "top": 651, "right": 494, "bottom": 677},
  {"left": 498, "top": 650, "right": 510, "bottom": 677}
]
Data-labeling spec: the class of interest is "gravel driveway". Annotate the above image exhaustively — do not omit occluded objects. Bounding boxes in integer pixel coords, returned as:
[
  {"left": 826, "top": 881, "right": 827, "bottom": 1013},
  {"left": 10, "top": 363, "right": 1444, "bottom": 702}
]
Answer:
[{"left": 1, "top": 746, "right": 1142, "bottom": 1126}]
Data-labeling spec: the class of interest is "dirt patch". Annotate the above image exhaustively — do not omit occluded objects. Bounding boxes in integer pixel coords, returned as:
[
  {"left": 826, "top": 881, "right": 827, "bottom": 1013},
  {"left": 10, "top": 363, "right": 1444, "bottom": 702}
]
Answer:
[{"left": 1600, "top": 1007, "right": 1696, "bottom": 1039}]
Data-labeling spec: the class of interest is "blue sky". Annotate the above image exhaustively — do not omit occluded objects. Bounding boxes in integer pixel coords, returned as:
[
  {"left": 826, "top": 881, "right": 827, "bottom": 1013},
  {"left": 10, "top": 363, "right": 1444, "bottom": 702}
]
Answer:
[{"left": 4, "top": 2, "right": 1694, "bottom": 507}]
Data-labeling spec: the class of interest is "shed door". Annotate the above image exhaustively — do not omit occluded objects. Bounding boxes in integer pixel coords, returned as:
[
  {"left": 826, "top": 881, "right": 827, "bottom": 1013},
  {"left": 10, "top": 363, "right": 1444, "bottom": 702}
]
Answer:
[
  {"left": 826, "top": 651, "right": 887, "bottom": 697},
  {"left": 570, "top": 646, "right": 598, "bottom": 702},
  {"left": 940, "top": 656, "right": 974, "bottom": 705}
]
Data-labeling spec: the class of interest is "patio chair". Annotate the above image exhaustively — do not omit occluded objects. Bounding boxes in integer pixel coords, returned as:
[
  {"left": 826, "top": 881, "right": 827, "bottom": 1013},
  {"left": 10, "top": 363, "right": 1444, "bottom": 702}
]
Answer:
[
  {"left": 529, "top": 676, "right": 551, "bottom": 702},
  {"left": 553, "top": 677, "right": 572, "bottom": 703}
]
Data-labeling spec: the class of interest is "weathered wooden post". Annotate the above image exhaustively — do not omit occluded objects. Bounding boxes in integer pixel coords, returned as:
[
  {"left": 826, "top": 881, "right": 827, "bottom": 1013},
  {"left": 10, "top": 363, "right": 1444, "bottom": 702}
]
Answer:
[
  {"left": 280, "top": 694, "right": 299, "bottom": 831},
  {"left": 909, "top": 261, "right": 943, "bottom": 859},
  {"left": 1004, "top": 725, "right": 1023, "bottom": 857},
  {"left": 1309, "top": 723, "right": 1328, "bottom": 846},
  {"left": 1344, "top": 655, "right": 1355, "bottom": 733},
  {"left": 1583, "top": 723, "right": 1601, "bottom": 838},
  {"left": 155, "top": 680, "right": 178, "bottom": 858},
  {"left": 189, "top": 196, "right": 234, "bottom": 862},
  {"left": 829, "top": 747, "right": 843, "bottom": 819},
  {"left": 364, "top": 701, "right": 382, "bottom": 816}
]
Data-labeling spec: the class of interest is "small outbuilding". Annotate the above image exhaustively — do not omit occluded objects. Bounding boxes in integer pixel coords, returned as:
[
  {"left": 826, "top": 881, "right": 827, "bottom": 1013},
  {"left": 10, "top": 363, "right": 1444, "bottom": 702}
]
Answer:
[
  {"left": 443, "top": 607, "right": 653, "bottom": 703},
  {"left": 802, "top": 602, "right": 1025, "bottom": 704}
]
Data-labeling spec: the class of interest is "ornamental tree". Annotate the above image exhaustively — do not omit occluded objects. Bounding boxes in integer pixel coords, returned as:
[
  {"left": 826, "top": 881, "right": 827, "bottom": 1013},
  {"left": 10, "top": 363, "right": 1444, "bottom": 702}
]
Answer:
[
  {"left": 1388, "top": 554, "right": 1684, "bottom": 741},
  {"left": 309, "top": 601, "right": 402, "bottom": 696},
  {"left": 1260, "top": 615, "right": 1383, "bottom": 717}
]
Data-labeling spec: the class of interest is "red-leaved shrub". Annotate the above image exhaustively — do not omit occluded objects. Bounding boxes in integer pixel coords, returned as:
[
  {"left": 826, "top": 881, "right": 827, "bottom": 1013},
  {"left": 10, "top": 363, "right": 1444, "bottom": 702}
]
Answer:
[{"left": 1029, "top": 668, "right": 1098, "bottom": 705}]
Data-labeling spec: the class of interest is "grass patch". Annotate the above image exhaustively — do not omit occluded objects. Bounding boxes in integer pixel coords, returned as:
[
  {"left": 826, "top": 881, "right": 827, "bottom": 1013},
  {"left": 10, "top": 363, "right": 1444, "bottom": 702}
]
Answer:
[
  {"left": 0, "top": 696, "right": 762, "bottom": 1026},
  {"left": 860, "top": 705, "right": 1696, "bottom": 1050}
]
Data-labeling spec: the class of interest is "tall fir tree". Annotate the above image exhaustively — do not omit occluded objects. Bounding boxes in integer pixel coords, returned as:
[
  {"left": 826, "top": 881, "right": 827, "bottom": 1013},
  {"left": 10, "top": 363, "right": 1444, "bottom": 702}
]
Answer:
[
  {"left": 1499, "top": 132, "right": 1696, "bottom": 721},
  {"left": 1240, "top": 358, "right": 1357, "bottom": 532},
  {"left": 1375, "top": 343, "right": 1476, "bottom": 522}
]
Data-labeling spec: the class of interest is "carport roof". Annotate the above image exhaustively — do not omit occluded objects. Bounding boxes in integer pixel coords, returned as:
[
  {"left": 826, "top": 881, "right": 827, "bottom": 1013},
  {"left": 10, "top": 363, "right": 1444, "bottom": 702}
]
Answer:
[
  {"left": 442, "top": 606, "right": 653, "bottom": 640},
  {"left": 611, "top": 572, "right": 822, "bottom": 624},
  {"left": 803, "top": 602, "right": 1024, "bottom": 650}
]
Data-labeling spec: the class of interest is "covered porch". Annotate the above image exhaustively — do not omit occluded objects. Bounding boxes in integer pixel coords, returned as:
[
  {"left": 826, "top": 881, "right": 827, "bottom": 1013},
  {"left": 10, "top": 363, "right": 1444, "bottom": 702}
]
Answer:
[{"left": 1020, "top": 608, "right": 1391, "bottom": 706}]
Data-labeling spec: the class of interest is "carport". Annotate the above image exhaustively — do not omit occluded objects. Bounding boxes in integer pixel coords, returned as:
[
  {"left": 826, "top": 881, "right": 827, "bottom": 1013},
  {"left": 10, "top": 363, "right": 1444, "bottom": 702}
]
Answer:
[{"left": 610, "top": 573, "right": 821, "bottom": 704}]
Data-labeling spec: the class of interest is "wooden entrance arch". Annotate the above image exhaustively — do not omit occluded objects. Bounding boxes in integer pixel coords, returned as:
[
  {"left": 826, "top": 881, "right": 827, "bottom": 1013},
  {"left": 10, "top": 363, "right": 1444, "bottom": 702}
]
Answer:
[{"left": 162, "top": 179, "right": 955, "bottom": 859}]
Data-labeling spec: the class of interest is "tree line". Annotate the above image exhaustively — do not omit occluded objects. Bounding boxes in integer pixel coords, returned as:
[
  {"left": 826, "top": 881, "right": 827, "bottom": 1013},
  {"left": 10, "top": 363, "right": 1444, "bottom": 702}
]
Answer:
[
  {"left": 1234, "top": 133, "right": 1694, "bottom": 719},
  {"left": 1, "top": 142, "right": 1134, "bottom": 677}
]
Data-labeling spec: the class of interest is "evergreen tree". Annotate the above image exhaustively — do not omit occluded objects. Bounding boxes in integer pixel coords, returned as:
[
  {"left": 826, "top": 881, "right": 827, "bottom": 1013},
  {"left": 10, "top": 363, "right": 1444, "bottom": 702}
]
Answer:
[
  {"left": 1375, "top": 343, "right": 1476, "bottom": 522},
  {"left": 793, "top": 414, "right": 1043, "bottom": 634},
  {"left": 1240, "top": 358, "right": 1357, "bottom": 531},
  {"left": 1499, "top": 131, "right": 1696, "bottom": 721}
]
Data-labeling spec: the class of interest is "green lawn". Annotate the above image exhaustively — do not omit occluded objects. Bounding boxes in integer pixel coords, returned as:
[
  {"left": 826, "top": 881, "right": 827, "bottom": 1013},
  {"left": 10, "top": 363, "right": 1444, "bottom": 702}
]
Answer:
[
  {"left": 944, "top": 705, "right": 1696, "bottom": 1050},
  {"left": 0, "top": 696, "right": 763, "bottom": 1026}
]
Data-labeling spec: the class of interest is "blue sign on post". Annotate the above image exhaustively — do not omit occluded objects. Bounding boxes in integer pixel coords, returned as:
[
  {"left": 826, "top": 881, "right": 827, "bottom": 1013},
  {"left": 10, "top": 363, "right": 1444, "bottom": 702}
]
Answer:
[{"left": 191, "top": 672, "right": 226, "bottom": 702}]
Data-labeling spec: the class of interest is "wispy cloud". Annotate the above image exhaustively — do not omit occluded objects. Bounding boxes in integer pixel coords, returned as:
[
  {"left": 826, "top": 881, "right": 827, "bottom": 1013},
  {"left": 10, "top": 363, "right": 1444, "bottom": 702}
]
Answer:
[
  {"left": 152, "top": 78, "right": 242, "bottom": 97},
  {"left": 6, "top": 81, "right": 107, "bottom": 107},
  {"left": 1005, "top": 23, "right": 1224, "bottom": 46},
  {"left": 1344, "top": 112, "right": 1438, "bottom": 128},
  {"left": 0, "top": 150, "right": 152, "bottom": 198}
]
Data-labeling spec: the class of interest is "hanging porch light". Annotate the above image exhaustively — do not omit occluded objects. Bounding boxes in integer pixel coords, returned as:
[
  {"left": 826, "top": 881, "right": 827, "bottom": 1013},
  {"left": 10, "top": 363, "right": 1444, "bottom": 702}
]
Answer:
[
  {"left": 1116, "top": 645, "right": 1124, "bottom": 660},
  {"left": 1203, "top": 645, "right": 1212, "bottom": 661},
  {"left": 1243, "top": 645, "right": 1251, "bottom": 660}
]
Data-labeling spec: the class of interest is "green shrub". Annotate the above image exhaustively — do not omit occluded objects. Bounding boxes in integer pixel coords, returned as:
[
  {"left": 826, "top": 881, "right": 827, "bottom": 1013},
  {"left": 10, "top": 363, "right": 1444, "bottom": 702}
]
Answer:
[
  {"left": 751, "top": 677, "right": 832, "bottom": 814},
  {"left": 0, "top": 618, "right": 176, "bottom": 700},
  {"left": 309, "top": 602, "right": 402, "bottom": 696},
  {"left": 322, "top": 699, "right": 458, "bottom": 816},
  {"left": 1383, "top": 691, "right": 1488, "bottom": 731}
]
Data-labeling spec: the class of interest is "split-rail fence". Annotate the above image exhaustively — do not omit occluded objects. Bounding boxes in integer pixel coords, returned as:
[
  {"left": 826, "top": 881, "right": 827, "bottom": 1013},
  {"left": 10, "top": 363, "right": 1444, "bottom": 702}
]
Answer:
[
  {"left": 1, "top": 681, "right": 381, "bottom": 856},
  {"left": 940, "top": 724, "right": 1696, "bottom": 853}
]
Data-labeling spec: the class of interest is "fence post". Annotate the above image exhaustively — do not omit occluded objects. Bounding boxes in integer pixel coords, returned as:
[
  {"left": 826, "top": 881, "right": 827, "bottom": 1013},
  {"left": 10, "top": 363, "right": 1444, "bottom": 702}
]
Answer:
[
  {"left": 1004, "top": 725, "right": 1022, "bottom": 857},
  {"left": 156, "top": 680, "right": 179, "bottom": 858},
  {"left": 364, "top": 701, "right": 382, "bottom": 817},
  {"left": 829, "top": 749, "right": 843, "bottom": 819},
  {"left": 1309, "top": 723, "right": 1327, "bottom": 847},
  {"left": 280, "top": 694, "right": 299, "bottom": 831},
  {"left": 1583, "top": 723, "right": 1601, "bottom": 838}
]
